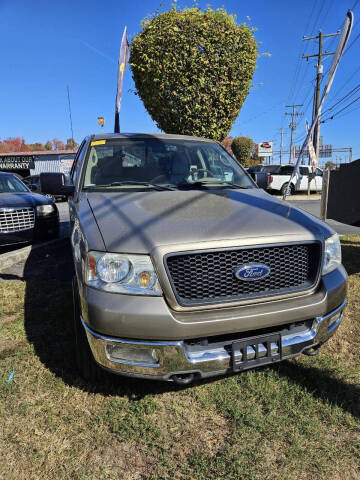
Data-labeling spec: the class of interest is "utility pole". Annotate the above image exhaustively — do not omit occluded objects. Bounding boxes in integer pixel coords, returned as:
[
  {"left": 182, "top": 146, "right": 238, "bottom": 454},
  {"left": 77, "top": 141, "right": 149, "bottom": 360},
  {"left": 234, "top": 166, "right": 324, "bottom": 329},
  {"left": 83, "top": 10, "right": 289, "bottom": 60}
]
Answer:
[
  {"left": 302, "top": 30, "right": 340, "bottom": 158},
  {"left": 285, "top": 104, "right": 303, "bottom": 164},
  {"left": 278, "top": 128, "right": 287, "bottom": 165}
]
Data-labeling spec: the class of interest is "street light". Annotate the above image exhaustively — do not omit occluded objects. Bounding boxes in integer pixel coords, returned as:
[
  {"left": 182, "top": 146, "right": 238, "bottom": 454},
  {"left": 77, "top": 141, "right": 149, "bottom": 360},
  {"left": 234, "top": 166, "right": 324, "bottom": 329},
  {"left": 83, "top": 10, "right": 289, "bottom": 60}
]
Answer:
[{"left": 97, "top": 117, "right": 105, "bottom": 129}]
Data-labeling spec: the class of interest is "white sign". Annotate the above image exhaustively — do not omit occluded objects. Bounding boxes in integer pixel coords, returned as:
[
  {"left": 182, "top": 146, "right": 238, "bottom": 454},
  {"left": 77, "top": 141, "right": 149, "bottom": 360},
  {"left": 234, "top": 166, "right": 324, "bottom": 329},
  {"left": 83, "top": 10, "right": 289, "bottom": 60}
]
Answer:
[
  {"left": 258, "top": 141, "right": 273, "bottom": 157},
  {"left": 59, "top": 159, "right": 74, "bottom": 174}
]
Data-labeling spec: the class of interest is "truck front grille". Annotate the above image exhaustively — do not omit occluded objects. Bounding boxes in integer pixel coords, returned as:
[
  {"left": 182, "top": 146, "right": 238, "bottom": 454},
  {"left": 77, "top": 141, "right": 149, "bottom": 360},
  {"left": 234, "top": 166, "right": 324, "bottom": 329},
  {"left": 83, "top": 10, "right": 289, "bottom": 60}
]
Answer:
[
  {"left": 165, "top": 243, "right": 321, "bottom": 306},
  {"left": 0, "top": 207, "right": 35, "bottom": 233}
]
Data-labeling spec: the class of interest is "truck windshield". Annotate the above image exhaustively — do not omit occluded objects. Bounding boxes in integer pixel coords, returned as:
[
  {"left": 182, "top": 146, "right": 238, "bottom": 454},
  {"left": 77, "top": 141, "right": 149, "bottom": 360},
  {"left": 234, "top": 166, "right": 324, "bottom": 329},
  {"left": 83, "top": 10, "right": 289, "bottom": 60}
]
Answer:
[{"left": 82, "top": 138, "right": 254, "bottom": 190}]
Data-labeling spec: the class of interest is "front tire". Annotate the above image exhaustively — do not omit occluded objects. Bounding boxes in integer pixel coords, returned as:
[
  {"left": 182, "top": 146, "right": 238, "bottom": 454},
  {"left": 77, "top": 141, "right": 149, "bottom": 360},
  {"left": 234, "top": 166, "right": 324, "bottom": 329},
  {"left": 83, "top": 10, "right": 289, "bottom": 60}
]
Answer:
[{"left": 281, "top": 182, "right": 295, "bottom": 196}]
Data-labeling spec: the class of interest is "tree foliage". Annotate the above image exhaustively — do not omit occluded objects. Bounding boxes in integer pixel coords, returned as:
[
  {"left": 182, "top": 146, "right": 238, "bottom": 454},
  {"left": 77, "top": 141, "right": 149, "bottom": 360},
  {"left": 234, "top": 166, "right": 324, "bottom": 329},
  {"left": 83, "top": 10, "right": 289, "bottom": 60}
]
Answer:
[
  {"left": 130, "top": 7, "right": 257, "bottom": 141},
  {"left": 0, "top": 137, "right": 77, "bottom": 153},
  {"left": 231, "top": 136, "right": 253, "bottom": 166},
  {"left": 65, "top": 138, "right": 78, "bottom": 150},
  {"left": 52, "top": 138, "right": 65, "bottom": 151},
  {"left": 325, "top": 160, "right": 336, "bottom": 169},
  {"left": 221, "top": 136, "right": 234, "bottom": 154}
]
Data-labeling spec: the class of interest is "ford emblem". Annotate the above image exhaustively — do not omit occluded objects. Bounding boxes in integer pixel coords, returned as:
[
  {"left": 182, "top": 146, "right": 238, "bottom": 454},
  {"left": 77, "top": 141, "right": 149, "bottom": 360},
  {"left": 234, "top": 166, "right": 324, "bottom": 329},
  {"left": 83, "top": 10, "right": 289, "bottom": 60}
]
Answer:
[{"left": 234, "top": 264, "right": 270, "bottom": 281}]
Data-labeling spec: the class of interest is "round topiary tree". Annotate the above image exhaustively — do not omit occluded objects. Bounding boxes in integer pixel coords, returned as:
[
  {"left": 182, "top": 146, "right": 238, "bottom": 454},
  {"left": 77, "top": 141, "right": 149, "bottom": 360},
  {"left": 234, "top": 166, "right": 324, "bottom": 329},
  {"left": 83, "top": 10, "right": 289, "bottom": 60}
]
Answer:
[
  {"left": 130, "top": 7, "right": 257, "bottom": 141},
  {"left": 231, "top": 136, "right": 254, "bottom": 166}
]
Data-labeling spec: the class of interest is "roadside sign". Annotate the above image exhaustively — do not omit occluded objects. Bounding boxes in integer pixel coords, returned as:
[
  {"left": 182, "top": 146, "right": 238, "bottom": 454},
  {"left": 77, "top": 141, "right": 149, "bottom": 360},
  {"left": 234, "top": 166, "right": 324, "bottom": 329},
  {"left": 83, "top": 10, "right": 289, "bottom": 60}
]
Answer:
[{"left": 258, "top": 141, "right": 273, "bottom": 157}]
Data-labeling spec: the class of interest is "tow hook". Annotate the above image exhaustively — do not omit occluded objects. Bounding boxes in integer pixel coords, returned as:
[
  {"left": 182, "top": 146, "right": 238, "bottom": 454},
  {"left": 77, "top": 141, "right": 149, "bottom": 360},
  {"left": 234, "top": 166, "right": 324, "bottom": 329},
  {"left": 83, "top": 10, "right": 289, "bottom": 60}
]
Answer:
[
  {"left": 303, "top": 345, "right": 320, "bottom": 356},
  {"left": 171, "top": 373, "right": 196, "bottom": 385}
]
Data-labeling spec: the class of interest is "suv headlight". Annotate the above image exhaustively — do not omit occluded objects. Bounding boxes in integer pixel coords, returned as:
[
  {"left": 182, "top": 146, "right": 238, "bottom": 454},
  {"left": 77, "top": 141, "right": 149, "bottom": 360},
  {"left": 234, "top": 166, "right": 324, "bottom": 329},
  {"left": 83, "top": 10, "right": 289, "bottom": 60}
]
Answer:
[
  {"left": 36, "top": 204, "right": 55, "bottom": 216},
  {"left": 85, "top": 251, "right": 162, "bottom": 296},
  {"left": 322, "top": 234, "right": 342, "bottom": 275}
]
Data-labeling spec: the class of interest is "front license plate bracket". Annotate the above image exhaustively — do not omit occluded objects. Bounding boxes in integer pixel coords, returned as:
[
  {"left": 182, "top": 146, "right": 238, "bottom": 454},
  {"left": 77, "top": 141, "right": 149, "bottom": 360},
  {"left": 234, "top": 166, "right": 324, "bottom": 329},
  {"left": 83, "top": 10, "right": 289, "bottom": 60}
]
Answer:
[{"left": 231, "top": 333, "right": 282, "bottom": 372}]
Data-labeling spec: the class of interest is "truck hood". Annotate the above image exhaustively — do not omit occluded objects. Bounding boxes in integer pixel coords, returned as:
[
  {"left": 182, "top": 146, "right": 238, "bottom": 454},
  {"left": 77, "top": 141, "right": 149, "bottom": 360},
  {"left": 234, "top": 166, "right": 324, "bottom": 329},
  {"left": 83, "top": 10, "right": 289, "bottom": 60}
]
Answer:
[
  {"left": 0, "top": 192, "right": 52, "bottom": 208},
  {"left": 85, "top": 189, "right": 333, "bottom": 254}
]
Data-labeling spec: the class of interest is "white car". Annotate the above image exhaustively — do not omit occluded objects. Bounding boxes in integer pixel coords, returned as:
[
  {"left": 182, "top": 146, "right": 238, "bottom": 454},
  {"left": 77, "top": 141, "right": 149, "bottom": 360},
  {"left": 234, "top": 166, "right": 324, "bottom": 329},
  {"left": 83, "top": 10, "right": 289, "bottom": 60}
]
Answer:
[{"left": 267, "top": 165, "right": 323, "bottom": 195}]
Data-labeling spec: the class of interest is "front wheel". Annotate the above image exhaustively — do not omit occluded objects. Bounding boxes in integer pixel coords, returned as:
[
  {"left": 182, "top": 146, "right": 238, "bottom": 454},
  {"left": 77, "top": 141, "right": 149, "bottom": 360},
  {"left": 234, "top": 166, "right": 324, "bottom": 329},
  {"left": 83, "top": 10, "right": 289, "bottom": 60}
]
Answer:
[{"left": 281, "top": 182, "right": 295, "bottom": 196}]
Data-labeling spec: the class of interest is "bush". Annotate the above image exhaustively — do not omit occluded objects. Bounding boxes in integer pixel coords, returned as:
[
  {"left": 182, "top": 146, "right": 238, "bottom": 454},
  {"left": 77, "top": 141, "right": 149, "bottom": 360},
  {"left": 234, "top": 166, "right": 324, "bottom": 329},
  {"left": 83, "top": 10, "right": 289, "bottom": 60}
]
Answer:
[
  {"left": 130, "top": 7, "right": 257, "bottom": 141},
  {"left": 231, "top": 136, "right": 254, "bottom": 165}
]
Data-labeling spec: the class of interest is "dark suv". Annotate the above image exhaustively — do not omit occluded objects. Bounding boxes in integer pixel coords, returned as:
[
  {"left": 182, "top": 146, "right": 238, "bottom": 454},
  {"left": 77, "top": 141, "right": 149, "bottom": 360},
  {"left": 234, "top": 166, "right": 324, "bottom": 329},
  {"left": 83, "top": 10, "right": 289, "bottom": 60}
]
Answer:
[{"left": 0, "top": 172, "right": 59, "bottom": 247}]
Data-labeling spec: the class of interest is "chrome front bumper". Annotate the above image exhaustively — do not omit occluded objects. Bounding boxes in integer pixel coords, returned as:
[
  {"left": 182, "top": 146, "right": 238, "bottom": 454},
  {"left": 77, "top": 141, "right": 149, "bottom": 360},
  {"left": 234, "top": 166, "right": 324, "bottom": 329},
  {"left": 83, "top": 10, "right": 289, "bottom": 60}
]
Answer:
[{"left": 81, "top": 300, "right": 346, "bottom": 382}]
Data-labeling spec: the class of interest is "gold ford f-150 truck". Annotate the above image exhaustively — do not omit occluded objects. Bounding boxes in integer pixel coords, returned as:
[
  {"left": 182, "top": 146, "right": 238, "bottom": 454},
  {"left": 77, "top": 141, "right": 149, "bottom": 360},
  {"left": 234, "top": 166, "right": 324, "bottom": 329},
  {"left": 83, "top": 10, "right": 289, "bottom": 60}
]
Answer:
[{"left": 40, "top": 133, "right": 347, "bottom": 385}]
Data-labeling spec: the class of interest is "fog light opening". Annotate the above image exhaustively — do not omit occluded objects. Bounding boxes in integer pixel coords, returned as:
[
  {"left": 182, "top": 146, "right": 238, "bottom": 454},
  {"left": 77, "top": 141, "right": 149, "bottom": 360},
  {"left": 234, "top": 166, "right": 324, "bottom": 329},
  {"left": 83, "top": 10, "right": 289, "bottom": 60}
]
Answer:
[{"left": 106, "top": 344, "right": 159, "bottom": 365}]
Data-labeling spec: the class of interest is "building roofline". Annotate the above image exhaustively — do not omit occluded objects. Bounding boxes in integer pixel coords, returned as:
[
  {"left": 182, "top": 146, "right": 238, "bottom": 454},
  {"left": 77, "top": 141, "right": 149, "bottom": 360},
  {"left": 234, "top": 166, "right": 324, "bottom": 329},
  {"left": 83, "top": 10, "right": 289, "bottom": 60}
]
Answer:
[{"left": 0, "top": 150, "right": 77, "bottom": 157}]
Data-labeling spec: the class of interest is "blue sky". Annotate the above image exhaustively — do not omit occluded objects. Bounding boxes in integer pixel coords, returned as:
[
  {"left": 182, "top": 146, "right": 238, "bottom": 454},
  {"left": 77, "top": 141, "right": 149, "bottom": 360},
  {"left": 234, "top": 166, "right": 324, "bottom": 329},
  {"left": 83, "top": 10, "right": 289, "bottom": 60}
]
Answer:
[{"left": 0, "top": 0, "right": 359, "bottom": 163}]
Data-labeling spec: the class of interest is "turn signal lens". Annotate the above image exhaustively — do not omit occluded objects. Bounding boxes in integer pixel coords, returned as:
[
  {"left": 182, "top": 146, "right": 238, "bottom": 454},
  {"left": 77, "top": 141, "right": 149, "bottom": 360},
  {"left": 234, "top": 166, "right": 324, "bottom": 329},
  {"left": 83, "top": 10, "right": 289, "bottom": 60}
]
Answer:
[{"left": 137, "top": 271, "right": 154, "bottom": 288}]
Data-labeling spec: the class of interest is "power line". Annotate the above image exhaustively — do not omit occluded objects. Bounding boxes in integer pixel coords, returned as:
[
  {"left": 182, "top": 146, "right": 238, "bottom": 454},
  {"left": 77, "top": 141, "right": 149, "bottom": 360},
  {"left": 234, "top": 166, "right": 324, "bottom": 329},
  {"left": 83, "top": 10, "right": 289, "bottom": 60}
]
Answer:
[
  {"left": 286, "top": 0, "right": 321, "bottom": 104},
  {"left": 322, "top": 82, "right": 360, "bottom": 115},
  {"left": 321, "top": 94, "right": 360, "bottom": 121}
]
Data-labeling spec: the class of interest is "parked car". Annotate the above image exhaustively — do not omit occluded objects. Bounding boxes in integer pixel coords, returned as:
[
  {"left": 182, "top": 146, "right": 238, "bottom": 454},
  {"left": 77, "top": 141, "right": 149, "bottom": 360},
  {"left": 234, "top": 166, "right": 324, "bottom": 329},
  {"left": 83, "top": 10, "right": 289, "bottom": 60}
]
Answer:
[
  {"left": 267, "top": 164, "right": 323, "bottom": 195},
  {"left": 41, "top": 134, "right": 347, "bottom": 385},
  {"left": 23, "top": 175, "right": 65, "bottom": 202},
  {"left": 0, "top": 172, "right": 59, "bottom": 247}
]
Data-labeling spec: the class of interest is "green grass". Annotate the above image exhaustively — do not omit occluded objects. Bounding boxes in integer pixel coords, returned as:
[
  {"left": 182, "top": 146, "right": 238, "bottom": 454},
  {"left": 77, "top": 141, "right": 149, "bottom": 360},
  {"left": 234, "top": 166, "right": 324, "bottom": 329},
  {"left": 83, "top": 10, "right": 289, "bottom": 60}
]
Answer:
[{"left": 0, "top": 235, "right": 359, "bottom": 479}]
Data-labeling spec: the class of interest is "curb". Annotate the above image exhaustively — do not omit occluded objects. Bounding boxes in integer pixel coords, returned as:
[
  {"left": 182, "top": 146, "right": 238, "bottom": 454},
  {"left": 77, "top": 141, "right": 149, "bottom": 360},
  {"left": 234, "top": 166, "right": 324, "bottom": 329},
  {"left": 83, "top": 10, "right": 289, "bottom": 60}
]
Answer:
[
  {"left": 0, "top": 236, "right": 69, "bottom": 272},
  {"left": 275, "top": 195, "right": 321, "bottom": 201}
]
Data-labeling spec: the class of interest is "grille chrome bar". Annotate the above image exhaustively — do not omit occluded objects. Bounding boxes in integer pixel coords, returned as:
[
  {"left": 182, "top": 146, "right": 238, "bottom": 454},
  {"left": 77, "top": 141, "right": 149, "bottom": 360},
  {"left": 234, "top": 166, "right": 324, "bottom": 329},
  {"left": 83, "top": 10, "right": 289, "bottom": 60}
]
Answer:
[
  {"left": 165, "top": 243, "right": 321, "bottom": 307},
  {"left": 0, "top": 207, "right": 35, "bottom": 233}
]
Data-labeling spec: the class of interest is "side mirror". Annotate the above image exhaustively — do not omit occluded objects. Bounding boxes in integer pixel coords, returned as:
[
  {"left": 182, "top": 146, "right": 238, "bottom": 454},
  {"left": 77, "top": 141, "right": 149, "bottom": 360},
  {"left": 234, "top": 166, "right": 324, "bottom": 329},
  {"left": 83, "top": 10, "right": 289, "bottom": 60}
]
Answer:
[
  {"left": 250, "top": 172, "right": 269, "bottom": 190},
  {"left": 40, "top": 172, "right": 75, "bottom": 197},
  {"left": 28, "top": 184, "right": 38, "bottom": 191}
]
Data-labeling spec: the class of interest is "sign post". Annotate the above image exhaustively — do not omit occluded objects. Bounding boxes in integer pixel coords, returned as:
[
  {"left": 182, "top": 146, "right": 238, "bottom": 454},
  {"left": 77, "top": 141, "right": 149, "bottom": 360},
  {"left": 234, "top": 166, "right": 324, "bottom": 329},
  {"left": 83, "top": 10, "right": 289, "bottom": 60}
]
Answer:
[{"left": 321, "top": 168, "right": 330, "bottom": 220}]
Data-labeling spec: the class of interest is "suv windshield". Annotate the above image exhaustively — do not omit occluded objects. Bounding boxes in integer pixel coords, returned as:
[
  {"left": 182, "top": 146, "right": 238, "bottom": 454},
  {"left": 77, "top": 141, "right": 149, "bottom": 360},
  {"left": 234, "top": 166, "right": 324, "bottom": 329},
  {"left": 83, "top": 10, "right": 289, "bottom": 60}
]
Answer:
[
  {"left": 82, "top": 138, "right": 254, "bottom": 190},
  {"left": 0, "top": 174, "right": 29, "bottom": 193}
]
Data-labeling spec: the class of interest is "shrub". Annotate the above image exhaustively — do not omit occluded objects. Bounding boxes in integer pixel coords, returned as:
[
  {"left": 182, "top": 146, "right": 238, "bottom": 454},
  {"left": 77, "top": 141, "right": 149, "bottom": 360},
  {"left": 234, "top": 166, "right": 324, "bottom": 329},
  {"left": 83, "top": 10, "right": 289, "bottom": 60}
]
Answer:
[
  {"left": 130, "top": 7, "right": 257, "bottom": 141},
  {"left": 231, "top": 136, "right": 254, "bottom": 165}
]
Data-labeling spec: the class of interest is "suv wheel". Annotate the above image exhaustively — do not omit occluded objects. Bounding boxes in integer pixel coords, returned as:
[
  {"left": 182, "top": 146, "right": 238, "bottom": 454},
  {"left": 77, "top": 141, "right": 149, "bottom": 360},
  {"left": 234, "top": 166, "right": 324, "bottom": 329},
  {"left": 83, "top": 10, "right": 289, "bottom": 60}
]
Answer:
[{"left": 281, "top": 182, "right": 295, "bottom": 196}]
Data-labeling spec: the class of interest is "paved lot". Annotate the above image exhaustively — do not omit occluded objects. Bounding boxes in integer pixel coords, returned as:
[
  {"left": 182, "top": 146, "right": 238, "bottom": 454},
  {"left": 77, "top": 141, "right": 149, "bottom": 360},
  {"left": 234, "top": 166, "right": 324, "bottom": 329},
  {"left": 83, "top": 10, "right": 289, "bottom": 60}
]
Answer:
[
  {"left": 57, "top": 201, "right": 70, "bottom": 236},
  {"left": 286, "top": 198, "right": 360, "bottom": 235}
]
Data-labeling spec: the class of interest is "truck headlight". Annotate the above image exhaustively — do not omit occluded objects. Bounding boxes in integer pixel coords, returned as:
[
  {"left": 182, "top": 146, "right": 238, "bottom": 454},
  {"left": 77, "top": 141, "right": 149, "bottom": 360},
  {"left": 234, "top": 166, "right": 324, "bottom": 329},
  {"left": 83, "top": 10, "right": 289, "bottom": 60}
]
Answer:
[
  {"left": 86, "top": 251, "right": 162, "bottom": 296},
  {"left": 36, "top": 204, "right": 55, "bottom": 216},
  {"left": 322, "top": 234, "right": 342, "bottom": 275}
]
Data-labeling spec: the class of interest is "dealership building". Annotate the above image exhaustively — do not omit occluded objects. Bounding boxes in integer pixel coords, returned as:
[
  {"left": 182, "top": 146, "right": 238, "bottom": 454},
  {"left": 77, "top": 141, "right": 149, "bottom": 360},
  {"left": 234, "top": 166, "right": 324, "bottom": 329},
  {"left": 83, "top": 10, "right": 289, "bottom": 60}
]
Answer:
[{"left": 0, "top": 150, "right": 77, "bottom": 178}]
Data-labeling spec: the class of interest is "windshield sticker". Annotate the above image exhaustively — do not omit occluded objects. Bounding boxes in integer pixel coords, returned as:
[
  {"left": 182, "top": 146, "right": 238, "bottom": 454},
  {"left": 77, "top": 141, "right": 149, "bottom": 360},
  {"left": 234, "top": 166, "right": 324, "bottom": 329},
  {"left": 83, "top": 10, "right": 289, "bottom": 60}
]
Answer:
[{"left": 91, "top": 140, "right": 106, "bottom": 146}]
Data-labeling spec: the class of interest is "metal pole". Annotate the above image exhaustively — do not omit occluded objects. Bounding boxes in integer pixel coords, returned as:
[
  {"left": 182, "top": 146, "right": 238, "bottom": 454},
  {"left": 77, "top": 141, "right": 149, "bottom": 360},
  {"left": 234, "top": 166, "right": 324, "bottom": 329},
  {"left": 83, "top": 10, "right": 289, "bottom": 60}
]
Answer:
[
  {"left": 66, "top": 85, "right": 75, "bottom": 144},
  {"left": 320, "top": 168, "right": 330, "bottom": 221}
]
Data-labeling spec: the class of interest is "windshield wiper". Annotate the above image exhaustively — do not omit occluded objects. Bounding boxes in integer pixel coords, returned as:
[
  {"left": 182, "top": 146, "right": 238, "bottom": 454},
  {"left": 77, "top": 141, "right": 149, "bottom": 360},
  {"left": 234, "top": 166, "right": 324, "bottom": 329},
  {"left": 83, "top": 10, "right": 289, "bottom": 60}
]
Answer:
[
  {"left": 85, "top": 181, "right": 175, "bottom": 191},
  {"left": 173, "top": 181, "right": 251, "bottom": 190}
]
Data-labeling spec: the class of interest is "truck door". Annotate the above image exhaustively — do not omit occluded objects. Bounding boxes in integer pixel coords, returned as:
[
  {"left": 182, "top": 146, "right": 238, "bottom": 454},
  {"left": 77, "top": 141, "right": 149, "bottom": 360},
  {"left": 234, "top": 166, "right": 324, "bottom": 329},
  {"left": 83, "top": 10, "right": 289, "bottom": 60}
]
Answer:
[
  {"left": 299, "top": 167, "right": 309, "bottom": 191},
  {"left": 313, "top": 168, "right": 323, "bottom": 191}
]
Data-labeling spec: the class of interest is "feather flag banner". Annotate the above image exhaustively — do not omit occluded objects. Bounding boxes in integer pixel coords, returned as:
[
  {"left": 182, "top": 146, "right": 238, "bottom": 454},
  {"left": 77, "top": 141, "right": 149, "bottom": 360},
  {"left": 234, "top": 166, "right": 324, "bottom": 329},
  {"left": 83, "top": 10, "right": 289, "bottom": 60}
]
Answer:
[
  {"left": 114, "top": 26, "right": 130, "bottom": 133},
  {"left": 283, "top": 10, "right": 354, "bottom": 200}
]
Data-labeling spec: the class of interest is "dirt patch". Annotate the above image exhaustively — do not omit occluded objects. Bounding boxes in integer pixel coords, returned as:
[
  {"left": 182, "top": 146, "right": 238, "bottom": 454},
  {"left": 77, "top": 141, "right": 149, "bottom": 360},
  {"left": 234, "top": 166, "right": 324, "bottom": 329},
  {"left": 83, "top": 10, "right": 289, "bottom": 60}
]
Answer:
[{"left": 90, "top": 440, "right": 160, "bottom": 480}]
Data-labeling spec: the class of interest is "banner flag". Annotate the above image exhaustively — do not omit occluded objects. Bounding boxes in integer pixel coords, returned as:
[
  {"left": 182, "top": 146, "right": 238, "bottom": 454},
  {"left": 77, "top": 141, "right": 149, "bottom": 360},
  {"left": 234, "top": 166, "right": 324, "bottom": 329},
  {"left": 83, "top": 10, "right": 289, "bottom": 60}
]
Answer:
[
  {"left": 305, "top": 120, "right": 318, "bottom": 170},
  {"left": 114, "top": 26, "right": 130, "bottom": 133},
  {"left": 283, "top": 10, "right": 354, "bottom": 200}
]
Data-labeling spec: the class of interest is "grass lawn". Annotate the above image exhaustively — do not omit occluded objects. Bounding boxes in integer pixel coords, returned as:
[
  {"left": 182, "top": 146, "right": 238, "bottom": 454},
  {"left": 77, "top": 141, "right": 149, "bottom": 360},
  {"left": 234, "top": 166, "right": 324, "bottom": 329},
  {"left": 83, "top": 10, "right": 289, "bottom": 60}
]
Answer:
[{"left": 0, "top": 235, "right": 359, "bottom": 480}]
